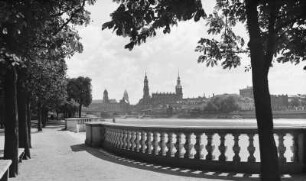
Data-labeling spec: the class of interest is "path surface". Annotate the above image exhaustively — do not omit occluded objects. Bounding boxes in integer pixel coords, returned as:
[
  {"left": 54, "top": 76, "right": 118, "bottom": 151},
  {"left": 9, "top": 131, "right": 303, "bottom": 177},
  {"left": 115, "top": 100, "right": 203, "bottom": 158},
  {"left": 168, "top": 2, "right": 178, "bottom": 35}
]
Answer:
[
  {"left": 7, "top": 124, "right": 229, "bottom": 181},
  {"left": 0, "top": 123, "right": 304, "bottom": 181}
]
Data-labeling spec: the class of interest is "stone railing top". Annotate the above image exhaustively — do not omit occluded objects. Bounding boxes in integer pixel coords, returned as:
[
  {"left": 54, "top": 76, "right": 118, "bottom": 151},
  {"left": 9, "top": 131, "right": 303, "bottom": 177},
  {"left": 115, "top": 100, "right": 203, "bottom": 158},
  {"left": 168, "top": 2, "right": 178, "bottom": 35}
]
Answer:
[
  {"left": 86, "top": 122, "right": 306, "bottom": 133},
  {"left": 66, "top": 117, "right": 101, "bottom": 121},
  {"left": 0, "top": 160, "right": 12, "bottom": 177}
]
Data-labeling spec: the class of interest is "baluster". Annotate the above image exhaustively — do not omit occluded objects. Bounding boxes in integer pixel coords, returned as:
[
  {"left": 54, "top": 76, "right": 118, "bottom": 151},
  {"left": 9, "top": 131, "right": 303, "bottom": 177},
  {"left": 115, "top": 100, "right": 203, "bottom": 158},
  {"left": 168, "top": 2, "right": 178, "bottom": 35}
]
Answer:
[
  {"left": 109, "top": 129, "right": 113, "bottom": 146},
  {"left": 153, "top": 132, "right": 160, "bottom": 155},
  {"left": 121, "top": 130, "right": 125, "bottom": 149},
  {"left": 184, "top": 133, "right": 191, "bottom": 159},
  {"left": 116, "top": 129, "right": 120, "bottom": 148},
  {"left": 205, "top": 132, "right": 214, "bottom": 161},
  {"left": 127, "top": 131, "right": 132, "bottom": 150},
  {"left": 291, "top": 133, "right": 299, "bottom": 162},
  {"left": 194, "top": 133, "right": 202, "bottom": 159},
  {"left": 278, "top": 133, "right": 286, "bottom": 163},
  {"left": 146, "top": 132, "right": 152, "bottom": 154},
  {"left": 247, "top": 133, "right": 256, "bottom": 162},
  {"left": 141, "top": 131, "right": 147, "bottom": 153},
  {"left": 116, "top": 130, "right": 120, "bottom": 148},
  {"left": 161, "top": 132, "right": 167, "bottom": 156},
  {"left": 122, "top": 130, "right": 126, "bottom": 149},
  {"left": 112, "top": 129, "right": 116, "bottom": 146},
  {"left": 167, "top": 133, "right": 173, "bottom": 157},
  {"left": 131, "top": 131, "right": 136, "bottom": 151},
  {"left": 218, "top": 133, "right": 226, "bottom": 162},
  {"left": 114, "top": 129, "right": 118, "bottom": 148},
  {"left": 136, "top": 131, "right": 141, "bottom": 152},
  {"left": 175, "top": 133, "right": 182, "bottom": 158},
  {"left": 232, "top": 133, "right": 241, "bottom": 162}
]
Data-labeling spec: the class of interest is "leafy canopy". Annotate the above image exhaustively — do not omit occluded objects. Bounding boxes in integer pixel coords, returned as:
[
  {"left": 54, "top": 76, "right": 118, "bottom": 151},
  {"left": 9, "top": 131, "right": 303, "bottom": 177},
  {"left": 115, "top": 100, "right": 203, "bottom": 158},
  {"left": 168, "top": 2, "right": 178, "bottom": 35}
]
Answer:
[
  {"left": 103, "top": 0, "right": 306, "bottom": 70},
  {"left": 0, "top": 0, "right": 96, "bottom": 67},
  {"left": 67, "top": 77, "right": 92, "bottom": 107}
]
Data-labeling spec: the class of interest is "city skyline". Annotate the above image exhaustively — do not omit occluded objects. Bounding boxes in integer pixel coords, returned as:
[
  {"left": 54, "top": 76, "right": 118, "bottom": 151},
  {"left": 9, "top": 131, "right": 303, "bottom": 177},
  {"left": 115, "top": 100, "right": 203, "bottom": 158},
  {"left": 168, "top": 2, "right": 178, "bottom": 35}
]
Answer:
[{"left": 66, "top": 0, "right": 306, "bottom": 104}]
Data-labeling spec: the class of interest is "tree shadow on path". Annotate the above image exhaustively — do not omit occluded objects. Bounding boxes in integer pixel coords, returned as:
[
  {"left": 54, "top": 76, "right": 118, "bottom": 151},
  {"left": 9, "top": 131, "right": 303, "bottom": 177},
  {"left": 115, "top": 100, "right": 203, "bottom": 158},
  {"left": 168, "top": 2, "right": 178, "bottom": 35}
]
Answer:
[
  {"left": 71, "top": 144, "right": 265, "bottom": 181},
  {"left": 71, "top": 144, "right": 306, "bottom": 181}
]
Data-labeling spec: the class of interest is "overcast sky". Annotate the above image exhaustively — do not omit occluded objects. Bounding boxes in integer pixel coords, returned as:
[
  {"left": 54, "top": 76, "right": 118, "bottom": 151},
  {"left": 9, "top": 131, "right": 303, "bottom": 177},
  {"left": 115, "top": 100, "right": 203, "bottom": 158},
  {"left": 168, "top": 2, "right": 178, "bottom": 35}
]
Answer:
[{"left": 66, "top": 0, "right": 306, "bottom": 104}]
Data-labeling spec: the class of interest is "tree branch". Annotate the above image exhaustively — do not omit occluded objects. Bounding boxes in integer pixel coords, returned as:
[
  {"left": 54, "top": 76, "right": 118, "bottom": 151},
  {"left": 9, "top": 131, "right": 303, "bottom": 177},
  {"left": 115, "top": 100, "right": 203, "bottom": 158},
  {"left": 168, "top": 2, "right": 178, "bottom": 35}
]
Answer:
[{"left": 52, "top": 0, "right": 86, "bottom": 36}]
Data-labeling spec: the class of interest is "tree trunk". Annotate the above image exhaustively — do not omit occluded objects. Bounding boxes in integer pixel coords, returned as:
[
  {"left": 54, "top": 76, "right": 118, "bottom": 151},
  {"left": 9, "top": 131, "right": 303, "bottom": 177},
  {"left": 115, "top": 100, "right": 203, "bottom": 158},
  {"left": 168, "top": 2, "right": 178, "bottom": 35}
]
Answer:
[
  {"left": 42, "top": 108, "right": 47, "bottom": 128},
  {"left": 17, "top": 70, "right": 31, "bottom": 159},
  {"left": 26, "top": 96, "right": 32, "bottom": 148},
  {"left": 37, "top": 102, "right": 42, "bottom": 132},
  {"left": 245, "top": 0, "right": 280, "bottom": 180},
  {"left": 3, "top": 67, "right": 19, "bottom": 177},
  {"left": 0, "top": 90, "right": 4, "bottom": 129},
  {"left": 78, "top": 104, "right": 82, "bottom": 118}
]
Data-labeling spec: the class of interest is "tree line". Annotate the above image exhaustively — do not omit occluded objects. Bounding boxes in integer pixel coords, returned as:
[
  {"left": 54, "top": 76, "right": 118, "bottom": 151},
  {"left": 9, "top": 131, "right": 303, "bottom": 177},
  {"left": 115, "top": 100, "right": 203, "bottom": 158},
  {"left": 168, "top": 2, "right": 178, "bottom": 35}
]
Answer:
[{"left": 0, "top": 0, "right": 95, "bottom": 177}]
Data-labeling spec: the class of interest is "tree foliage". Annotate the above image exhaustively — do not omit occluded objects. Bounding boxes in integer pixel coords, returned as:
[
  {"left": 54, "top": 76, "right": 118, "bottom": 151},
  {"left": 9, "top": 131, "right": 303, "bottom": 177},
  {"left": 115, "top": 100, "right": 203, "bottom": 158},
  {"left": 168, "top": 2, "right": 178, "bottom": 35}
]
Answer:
[
  {"left": 204, "top": 95, "right": 239, "bottom": 113},
  {"left": 102, "top": 0, "right": 206, "bottom": 50},
  {"left": 67, "top": 77, "right": 92, "bottom": 117}
]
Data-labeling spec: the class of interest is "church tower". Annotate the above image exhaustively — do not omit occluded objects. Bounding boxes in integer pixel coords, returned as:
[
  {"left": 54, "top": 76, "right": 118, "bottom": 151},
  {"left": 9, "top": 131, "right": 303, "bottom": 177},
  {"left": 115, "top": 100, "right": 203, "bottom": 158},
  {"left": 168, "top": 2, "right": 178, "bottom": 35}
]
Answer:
[
  {"left": 175, "top": 71, "right": 183, "bottom": 99},
  {"left": 143, "top": 72, "right": 150, "bottom": 100},
  {"left": 103, "top": 89, "right": 109, "bottom": 103},
  {"left": 122, "top": 90, "right": 129, "bottom": 104}
]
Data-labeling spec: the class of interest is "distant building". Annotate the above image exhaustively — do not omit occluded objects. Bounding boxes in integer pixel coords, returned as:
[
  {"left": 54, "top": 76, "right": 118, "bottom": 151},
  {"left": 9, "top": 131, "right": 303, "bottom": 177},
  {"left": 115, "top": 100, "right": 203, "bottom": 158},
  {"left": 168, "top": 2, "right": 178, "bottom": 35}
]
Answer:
[
  {"left": 239, "top": 86, "right": 253, "bottom": 98},
  {"left": 271, "top": 95, "right": 288, "bottom": 110},
  {"left": 120, "top": 90, "right": 129, "bottom": 104},
  {"left": 103, "top": 89, "right": 109, "bottom": 103},
  {"left": 239, "top": 86, "right": 290, "bottom": 111},
  {"left": 137, "top": 72, "right": 183, "bottom": 108},
  {"left": 85, "top": 89, "right": 131, "bottom": 116},
  {"left": 100, "top": 90, "right": 130, "bottom": 115},
  {"left": 237, "top": 96, "right": 255, "bottom": 111}
]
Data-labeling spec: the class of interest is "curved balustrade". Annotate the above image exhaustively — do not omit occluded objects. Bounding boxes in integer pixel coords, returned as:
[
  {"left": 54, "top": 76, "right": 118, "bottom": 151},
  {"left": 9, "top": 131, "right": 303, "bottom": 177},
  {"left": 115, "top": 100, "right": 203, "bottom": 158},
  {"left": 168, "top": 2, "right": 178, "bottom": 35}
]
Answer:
[
  {"left": 85, "top": 122, "right": 306, "bottom": 174},
  {"left": 66, "top": 117, "right": 102, "bottom": 132}
]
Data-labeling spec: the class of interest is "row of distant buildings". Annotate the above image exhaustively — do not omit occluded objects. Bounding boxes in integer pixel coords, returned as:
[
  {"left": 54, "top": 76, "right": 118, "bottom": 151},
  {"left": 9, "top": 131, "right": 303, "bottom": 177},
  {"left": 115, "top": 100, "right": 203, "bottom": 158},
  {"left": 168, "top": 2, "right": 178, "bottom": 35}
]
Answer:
[
  {"left": 239, "top": 86, "right": 306, "bottom": 111},
  {"left": 84, "top": 73, "right": 306, "bottom": 116}
]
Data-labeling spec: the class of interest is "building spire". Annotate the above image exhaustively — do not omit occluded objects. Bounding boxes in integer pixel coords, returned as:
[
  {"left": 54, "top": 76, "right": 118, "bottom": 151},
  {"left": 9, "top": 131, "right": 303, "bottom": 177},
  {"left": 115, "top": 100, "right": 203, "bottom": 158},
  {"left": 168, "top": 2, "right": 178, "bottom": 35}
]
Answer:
[{"left": 175, "top": 71, "right": 183, "bottom": 99}]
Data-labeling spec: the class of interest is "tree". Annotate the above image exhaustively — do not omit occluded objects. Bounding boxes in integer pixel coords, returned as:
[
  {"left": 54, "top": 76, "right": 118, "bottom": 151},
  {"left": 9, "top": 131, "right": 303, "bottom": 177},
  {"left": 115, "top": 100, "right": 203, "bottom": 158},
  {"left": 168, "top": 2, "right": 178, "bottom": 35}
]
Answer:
[
  {"left": 204, "top": 101, "right": 219, "bottom": 113},
  {"left": 204, "top": 95, "right": 239, "bottom": 113},
  {"left": 289, "top": 97, "right": 300, "bottom": 108},
  {"left": 103, "top": 0, "right": 306, "bottom": 179},
  {"left": 67, "top": 77, "right": 92, "bottom": 118},
  {"left": 28, "top": 58, "right": 68, "bottom": 131}
]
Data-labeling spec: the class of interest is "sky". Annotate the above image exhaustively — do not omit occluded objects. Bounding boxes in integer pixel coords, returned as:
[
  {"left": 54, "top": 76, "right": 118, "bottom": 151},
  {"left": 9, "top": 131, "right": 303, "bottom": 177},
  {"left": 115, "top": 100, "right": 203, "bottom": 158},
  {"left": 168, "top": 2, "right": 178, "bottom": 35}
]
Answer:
[{"left": 66, "top": 0, "right": 306, "bottom": 104}]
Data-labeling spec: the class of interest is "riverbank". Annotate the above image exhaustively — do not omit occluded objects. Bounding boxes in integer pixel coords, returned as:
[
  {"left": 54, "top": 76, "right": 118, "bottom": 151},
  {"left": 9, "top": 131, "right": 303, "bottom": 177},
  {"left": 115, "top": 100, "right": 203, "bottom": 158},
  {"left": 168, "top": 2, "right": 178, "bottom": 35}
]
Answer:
[{"left": 132, "top": 111, "right": 306, "bottom": 119}]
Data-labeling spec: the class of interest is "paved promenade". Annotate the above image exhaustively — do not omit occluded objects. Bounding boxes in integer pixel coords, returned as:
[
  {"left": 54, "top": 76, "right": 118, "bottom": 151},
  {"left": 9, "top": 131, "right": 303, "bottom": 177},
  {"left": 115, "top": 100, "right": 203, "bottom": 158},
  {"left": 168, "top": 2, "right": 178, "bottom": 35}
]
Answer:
[{"left": 0, "top": 122, "right": 305, "bottom": 181}]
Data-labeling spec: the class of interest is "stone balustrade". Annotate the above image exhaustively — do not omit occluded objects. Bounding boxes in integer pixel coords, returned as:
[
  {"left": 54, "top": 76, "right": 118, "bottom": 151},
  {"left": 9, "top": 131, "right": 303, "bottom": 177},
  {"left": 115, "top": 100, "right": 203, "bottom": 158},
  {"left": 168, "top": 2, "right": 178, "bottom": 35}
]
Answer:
[
  {"left": 85, "top": 122, "right": 306, "bottom": 174},
  {"left": 65, "top": 117, "right": 102, "bottom": 132}
]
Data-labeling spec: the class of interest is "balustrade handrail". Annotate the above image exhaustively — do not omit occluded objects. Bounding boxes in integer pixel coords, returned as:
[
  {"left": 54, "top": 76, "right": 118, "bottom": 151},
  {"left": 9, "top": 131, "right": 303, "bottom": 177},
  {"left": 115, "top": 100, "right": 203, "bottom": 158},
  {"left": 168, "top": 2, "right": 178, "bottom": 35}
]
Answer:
[{"left": 88, "top": 122, "right": 306, "bottom": 133}]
